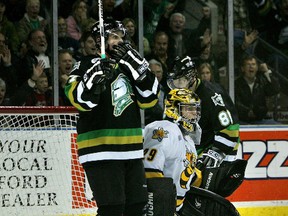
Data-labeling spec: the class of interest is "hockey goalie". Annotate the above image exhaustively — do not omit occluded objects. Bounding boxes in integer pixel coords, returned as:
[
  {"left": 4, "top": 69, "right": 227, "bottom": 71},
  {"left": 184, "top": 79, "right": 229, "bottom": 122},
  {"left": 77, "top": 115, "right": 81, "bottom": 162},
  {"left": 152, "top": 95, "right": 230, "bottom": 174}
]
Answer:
[{"left": 142, "top": 88, "right": 246, "bottom": 216}]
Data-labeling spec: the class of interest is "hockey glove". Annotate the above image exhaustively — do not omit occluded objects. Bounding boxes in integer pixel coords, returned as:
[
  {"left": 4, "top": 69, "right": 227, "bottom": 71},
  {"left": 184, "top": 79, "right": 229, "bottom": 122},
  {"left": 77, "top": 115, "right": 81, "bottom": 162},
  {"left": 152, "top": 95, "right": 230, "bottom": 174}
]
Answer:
[
  {"left": 83, "top": 58, "right": 113, "bottom": 92},
  {"left": 196, "top": 147, "right": 226, "bottom": 170},
  {"left": 110, "top": 42, "right": 149, "bottom": 81}
]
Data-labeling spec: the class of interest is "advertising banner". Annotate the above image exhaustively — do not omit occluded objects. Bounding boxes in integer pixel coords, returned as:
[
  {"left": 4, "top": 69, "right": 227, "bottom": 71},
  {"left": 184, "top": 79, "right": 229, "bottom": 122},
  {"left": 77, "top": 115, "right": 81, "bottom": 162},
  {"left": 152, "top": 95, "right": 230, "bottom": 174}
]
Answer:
[
  {"left": 229, "top": 126, "right": 288, "bottom": 216},
  {"left": 1, "top": 126, "right": 287, "bottom": 215}
]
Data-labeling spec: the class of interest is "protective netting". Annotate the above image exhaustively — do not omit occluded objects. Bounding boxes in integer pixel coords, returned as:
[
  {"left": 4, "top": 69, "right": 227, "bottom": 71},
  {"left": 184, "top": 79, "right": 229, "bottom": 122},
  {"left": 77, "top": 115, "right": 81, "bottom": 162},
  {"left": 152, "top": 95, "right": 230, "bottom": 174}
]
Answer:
[{"left": 0, "top": 106, "right": 97, "bottom": 216}]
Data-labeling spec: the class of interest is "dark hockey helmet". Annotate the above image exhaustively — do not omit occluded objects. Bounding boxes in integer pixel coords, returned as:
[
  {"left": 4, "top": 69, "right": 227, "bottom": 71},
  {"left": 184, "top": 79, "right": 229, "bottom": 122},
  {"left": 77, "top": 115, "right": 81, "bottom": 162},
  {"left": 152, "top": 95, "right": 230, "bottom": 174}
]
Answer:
[
  {"left": 167, "top": 56, "right": 197, "bottom": 89},
  {"left": 165, "top": 88, "right": 201, "bottom": 132},
  {"left": 91, "top": 19, "right": 127, "bottom": 48}
]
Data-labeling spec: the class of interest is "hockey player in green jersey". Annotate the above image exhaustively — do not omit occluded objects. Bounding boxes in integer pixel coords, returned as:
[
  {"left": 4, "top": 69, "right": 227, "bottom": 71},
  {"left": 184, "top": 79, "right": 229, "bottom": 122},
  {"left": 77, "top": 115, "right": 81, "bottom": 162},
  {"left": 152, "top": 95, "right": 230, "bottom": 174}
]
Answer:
[{"left": 65, "top": 19, "right": 159, "bottom": 216}]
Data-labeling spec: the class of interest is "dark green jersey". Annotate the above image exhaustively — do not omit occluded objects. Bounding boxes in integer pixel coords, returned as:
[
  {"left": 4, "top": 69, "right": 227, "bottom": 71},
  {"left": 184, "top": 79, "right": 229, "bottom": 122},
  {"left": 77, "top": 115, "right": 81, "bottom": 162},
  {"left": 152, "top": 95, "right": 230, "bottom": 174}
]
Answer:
[
  {"left": 65, "top": 56, "right": 159, "bottom": 164},
  {"left": 195, "top": 79, "right": 240, "bottom": 155}
]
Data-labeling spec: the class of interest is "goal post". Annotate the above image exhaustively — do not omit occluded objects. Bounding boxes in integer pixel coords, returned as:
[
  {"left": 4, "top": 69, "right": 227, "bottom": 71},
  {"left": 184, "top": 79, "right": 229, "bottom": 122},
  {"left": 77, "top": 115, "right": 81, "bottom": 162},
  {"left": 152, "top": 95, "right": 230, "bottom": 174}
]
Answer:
[{"left": 0, "top": 106, "right": 97, "bottom": 216}]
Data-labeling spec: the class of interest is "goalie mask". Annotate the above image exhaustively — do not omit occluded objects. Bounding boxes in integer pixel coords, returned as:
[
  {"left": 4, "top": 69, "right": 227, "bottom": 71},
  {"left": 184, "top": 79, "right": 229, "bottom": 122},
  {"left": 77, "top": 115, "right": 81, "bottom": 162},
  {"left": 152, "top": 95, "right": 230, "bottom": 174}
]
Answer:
[
  {"left": 91, "top": 19, "right": 127, "bottom": 51},
  {"left": 165, "top": 88, "right": 201, "bottom": 133},
  {"left": 167, "top": 56, "right": 197, "bottom": 89}
]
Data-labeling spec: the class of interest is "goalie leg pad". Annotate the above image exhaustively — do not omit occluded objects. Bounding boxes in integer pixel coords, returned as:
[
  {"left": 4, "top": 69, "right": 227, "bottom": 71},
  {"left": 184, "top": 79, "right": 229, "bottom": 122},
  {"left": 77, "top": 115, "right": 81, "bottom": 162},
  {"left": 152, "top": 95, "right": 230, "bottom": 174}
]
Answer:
[
  {"left": 179, "top": 186, "right": 240, "bottom": 216},
  {"left": 144, "top": 177, "right": 176, "bottom": 216},
  {"left": 201, "top": 159, "right": 247, "bottom": 197}
]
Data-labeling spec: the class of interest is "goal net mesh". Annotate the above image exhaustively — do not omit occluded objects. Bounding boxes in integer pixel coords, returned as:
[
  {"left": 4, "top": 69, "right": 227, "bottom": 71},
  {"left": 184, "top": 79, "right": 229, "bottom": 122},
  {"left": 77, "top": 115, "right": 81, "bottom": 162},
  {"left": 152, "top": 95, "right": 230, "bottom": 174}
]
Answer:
[{"left": 0, "top": 106, "right": 97, "bottom": 216}]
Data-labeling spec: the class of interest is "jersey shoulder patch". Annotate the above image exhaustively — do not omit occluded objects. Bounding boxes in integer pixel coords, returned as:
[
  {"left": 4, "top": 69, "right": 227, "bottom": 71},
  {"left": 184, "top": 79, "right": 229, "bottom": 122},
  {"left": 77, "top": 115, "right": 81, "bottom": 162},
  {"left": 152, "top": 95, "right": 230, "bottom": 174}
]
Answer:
[
  {"left": 145, "top": 120, "right": 178, "bottom": 143},
  {"left": 211, "top": 93, "right": 225, "bottom": 107},
  {"left": 152, "top": 127, "right": 169, "bottom": 142}
]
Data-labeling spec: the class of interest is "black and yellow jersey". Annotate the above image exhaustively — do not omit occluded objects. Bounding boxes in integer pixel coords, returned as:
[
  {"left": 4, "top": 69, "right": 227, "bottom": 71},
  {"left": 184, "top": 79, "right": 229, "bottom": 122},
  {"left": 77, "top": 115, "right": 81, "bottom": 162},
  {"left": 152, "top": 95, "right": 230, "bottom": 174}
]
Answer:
[{"left": 65, "top": 55, "right": 159, "bottom": 165}]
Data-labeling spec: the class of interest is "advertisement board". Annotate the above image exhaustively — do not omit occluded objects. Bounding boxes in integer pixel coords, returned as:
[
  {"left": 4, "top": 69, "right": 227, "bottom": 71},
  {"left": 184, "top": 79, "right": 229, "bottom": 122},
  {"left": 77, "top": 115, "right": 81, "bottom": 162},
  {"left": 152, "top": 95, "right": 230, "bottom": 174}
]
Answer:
[
  {"left": 230, "top": 126, "right": 288, "bottom": 216},
  {"left": 1, "top": 126, "right": 288, "bottom": 215}
]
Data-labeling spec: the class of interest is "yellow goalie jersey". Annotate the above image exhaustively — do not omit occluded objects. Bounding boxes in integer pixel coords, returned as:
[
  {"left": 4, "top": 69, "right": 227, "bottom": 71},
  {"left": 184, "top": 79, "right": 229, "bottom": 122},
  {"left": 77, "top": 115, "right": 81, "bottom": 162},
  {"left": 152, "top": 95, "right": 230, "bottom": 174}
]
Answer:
[{"left": 143, "top": 120, "right": 199, "bottom": 211}]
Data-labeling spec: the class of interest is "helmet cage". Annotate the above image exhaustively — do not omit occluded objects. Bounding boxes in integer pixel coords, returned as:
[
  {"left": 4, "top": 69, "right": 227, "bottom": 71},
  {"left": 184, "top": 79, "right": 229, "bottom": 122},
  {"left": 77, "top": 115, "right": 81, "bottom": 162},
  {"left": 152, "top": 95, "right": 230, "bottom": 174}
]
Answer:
[
  {"left": 165, "top": 89, "right": 201, "bottom": 132},
  {"left": 179, "top": 102, "right": 201, "bottom": 125}
]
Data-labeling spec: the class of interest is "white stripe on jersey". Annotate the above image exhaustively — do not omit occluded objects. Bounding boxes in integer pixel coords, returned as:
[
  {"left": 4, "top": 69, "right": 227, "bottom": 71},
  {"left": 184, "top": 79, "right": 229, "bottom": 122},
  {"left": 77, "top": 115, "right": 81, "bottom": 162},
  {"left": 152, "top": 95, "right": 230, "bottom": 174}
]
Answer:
[
  {"left": 79, "top": 150, "right": 144, "bottom": 163},
  {"left": 215, "top": 135, "right": 235, "bottom": 148}
]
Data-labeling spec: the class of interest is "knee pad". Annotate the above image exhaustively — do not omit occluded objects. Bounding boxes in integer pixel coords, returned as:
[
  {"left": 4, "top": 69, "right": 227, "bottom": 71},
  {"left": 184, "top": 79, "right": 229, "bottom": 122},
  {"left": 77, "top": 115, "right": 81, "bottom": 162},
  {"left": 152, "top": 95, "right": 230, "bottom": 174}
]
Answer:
[{"left": 144, "top": 177, "right": 176, "bottom": 216}]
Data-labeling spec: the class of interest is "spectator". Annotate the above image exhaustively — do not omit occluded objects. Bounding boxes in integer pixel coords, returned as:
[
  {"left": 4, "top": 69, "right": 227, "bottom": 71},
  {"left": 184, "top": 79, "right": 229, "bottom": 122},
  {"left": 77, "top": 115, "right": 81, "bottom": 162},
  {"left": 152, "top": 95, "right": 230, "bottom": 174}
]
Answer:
[
  {"left": 122, "top": 17, "right": 138, "bottom": 49},
  {"left": 11, "top": 59, "right": 45, "bottom": 105},
  {"left": 198, "top": 62, "right": 240, "bottom": 125},
  {"left": 186, "top": 7, "right": 213, "bottom": 59},
  {"left": 16, "top": 0, "right": 49, "bottom": 43},
  {"left": 16, "top": 29, "right": 51, "bottom": 87},
  {"left": 198, "top": 62, "right": 214, "bottom": 82},
  {"left": 234, "top": 29, "right": 259, "bottom": 76},
  {"left": 191, "top": 41, "right": 220, "bottom": 82},
  {"left": 0, "top": 78, "right": 10, "bottom": 105},
  {"left": 222, "top": 0, "right": 260, "bottom": 76},
  {"left": 143, "top": 0, "right": 174, "bottom": 45},
  {"left": 235, "top": 55, "right": 280, "bottom": 124},
  {"left": 143, "top": 36, "right": 152, "bottom": 56},
  {"left": 22, "top": 72, "right": 54, "bottom": 106},
  {"left": 73, "top": 30, "right": 97, "bottom": 61},
  {"left": 66, "top": 0, "right": 95, "bottom": 41},
  {"left": 0, "top": 0, "right": 20, "bottom": 55},
  {"left": 145, "top": 31, "right": 174, "bottom": 94},
  {"left": 197, "top": 6, "right": 211, "bottom": 37},
  {"left": 0, "top": 32, "right": 17, "bottom": 99},
  {"left": 58, "top": 16, "right": 80, "bottom": 54},
  {"left": 157, "top": 12, "right": 192, "bottom": 58},
  {"left": 144, "top": 59, "right": 166, "bottom": 125},
  {"left": 58, "top": 49, "right": 73, "bottom": 106},
  {"left": 12, "top": 58, "right": 65, "bottom": 106}
]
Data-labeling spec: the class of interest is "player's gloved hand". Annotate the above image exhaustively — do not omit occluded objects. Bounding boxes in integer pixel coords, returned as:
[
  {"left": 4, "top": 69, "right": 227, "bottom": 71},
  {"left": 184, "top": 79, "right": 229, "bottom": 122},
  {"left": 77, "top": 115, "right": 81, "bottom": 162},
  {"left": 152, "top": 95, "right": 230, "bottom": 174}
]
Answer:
[
  {"left": 110, "top": 42, "right": 149, "bottom": 81},
  {"left": 196, "top": 147, "right": 226, "bottom": 170},
  {"left": 83, "top": 58, "right": 114, "bottom": 93}
]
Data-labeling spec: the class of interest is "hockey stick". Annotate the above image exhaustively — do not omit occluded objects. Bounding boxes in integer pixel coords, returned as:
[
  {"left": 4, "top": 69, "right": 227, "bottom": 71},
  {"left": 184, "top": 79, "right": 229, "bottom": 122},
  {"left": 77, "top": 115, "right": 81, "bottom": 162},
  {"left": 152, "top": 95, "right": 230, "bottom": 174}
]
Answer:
[{"left": 98, "top": 0, "right": 106, "bottom": 59}]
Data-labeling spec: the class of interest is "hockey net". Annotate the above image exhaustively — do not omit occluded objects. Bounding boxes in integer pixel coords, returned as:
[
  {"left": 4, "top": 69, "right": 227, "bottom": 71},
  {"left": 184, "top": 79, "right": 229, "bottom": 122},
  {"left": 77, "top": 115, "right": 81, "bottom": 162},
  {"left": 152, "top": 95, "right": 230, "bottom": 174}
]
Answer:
[{"left": 0, "top": 106, "right": 97, "bottom": 216}]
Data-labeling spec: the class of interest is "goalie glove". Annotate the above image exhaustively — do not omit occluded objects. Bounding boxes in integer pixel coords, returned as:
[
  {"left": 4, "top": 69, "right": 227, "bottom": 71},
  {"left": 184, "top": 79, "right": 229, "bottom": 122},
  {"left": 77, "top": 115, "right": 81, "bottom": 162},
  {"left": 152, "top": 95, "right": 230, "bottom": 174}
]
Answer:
[
  {"left": 196, "top": 147, "right": 226, "bottom": 170},
  {"left": 83, "top": 58, "right": 114, "bottom": 93},
  {"left": 110, "top": 42, "right": 149, "bottom": 81}
]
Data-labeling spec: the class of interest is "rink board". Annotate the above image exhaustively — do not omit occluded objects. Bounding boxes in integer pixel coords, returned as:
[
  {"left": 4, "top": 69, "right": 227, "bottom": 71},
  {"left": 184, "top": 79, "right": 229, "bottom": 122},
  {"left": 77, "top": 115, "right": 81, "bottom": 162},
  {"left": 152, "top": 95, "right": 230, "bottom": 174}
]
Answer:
[
  {"left": 0, "top": 126, "right": 288, "bottom": 215},
  {"left": 229, "top": 126, "right": 288, "bottom": 216}
]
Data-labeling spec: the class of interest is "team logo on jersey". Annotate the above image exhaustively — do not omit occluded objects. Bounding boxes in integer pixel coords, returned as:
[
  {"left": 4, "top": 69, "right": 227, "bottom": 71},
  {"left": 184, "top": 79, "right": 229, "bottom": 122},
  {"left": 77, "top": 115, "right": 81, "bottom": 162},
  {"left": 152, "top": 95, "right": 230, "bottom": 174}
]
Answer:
[
  {"left": 180, "top": 149, "right": 197, "bottom": 189},
  {"left": 211, "top": 93, "right": 225, "bottom": 107},
  {"left": 111, "top": 74, "right": 134, "bottom": 117},
  {"left": 70, "top": 61, "right": 81, "bottom": 73},
  {"left": 152, "top": 127, "right": 168, "bottom": 142}
]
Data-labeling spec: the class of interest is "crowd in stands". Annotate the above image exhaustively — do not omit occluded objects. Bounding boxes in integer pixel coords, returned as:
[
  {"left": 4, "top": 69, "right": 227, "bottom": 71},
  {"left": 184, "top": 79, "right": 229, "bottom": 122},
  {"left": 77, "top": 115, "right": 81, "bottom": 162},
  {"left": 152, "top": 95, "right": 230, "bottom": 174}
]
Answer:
[{"left": 0, "top": 0, "right": 286, "bottom": 124}]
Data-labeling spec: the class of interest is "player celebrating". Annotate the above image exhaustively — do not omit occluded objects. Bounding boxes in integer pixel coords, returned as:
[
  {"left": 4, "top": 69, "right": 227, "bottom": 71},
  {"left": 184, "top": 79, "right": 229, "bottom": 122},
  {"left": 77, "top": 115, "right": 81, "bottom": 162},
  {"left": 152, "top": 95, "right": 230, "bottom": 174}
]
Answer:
[
  {"left": 167, "top": 56, "right": 246, "bottom": 198},
  {"left": 65, "top": 19, "right": 159, "bottom": 216},
  {"left": 143, "top": 88, "right": 202, "bottom": 214}
]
